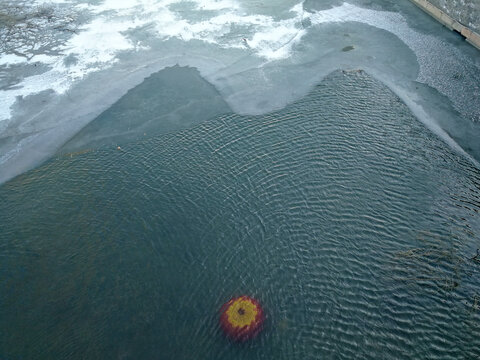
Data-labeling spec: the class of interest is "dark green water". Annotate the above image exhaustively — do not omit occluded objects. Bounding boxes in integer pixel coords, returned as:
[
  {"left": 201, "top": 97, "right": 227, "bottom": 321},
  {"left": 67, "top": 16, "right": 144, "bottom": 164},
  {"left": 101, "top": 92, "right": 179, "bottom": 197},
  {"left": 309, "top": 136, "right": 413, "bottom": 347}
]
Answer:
[{"left": 1, "top": 71, "right": 480, "bottom": 359}]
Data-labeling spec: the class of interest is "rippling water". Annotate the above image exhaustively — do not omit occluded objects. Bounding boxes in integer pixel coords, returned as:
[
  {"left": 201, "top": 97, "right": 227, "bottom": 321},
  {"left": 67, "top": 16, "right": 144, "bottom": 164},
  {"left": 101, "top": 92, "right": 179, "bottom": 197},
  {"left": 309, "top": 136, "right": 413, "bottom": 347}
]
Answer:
[{"left": 1, "top": 71, "right": 480, "bottom": 359}]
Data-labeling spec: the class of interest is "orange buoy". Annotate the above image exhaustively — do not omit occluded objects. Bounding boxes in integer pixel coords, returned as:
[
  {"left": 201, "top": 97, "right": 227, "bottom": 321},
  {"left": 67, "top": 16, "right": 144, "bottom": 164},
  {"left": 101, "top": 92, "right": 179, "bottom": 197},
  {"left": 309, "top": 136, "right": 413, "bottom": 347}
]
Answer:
[{"left": 219, "top": 296, "right": 265, "bottom": 341}]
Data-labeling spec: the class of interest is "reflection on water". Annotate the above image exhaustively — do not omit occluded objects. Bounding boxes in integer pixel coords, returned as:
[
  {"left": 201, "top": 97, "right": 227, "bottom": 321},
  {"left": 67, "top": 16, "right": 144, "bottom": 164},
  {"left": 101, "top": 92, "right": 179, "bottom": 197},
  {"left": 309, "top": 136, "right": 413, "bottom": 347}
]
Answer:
[{"left": 1, "top": 71, "right": 480, "bottom": 359}]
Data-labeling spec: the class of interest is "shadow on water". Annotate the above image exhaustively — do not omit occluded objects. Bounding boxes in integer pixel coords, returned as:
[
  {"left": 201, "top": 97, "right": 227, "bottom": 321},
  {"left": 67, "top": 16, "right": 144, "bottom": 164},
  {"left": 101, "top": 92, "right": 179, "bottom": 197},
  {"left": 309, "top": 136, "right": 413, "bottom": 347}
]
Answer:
[
  {"left": 59, "top": 65, "right": 232, "bottom": 154},
  {"left": 1, "top": 70, "right": 480, "bottom": 359}
]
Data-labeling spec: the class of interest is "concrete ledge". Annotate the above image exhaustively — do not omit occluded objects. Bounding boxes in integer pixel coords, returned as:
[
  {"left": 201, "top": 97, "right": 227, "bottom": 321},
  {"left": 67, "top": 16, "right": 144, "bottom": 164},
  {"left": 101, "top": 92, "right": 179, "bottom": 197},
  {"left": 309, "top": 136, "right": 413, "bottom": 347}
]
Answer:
[{"left": 410, "top": 0, "right": 480, "bottom": 50}]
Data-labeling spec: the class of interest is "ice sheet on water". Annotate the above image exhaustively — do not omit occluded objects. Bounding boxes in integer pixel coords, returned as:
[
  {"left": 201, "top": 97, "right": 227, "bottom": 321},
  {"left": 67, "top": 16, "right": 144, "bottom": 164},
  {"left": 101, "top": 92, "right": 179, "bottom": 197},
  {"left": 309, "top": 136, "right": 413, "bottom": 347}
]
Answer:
[
  {"left": 1, "top": 0, "right": 478, "bottom": 120},
  {"left": 0, "top": 0, "right": 479, "bottom": 184}
]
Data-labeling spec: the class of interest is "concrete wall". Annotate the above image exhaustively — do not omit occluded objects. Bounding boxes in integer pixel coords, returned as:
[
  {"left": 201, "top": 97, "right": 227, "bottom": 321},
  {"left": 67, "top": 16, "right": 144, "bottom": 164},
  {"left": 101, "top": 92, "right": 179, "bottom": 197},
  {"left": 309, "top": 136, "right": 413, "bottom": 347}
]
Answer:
[
  {"left": 410, "top": 0, "right": 480, "bottom": 50},
  {"left": 428, "top": 0, "right": 480, "bottom": 32}
]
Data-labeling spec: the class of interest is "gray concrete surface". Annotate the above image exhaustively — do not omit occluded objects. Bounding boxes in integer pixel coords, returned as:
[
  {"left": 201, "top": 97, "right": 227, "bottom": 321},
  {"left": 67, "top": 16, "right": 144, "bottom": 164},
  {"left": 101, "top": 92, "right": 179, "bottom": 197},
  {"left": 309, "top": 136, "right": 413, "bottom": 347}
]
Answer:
[{"left": 411, "top": 0, "right": 480, "bottom": 50}]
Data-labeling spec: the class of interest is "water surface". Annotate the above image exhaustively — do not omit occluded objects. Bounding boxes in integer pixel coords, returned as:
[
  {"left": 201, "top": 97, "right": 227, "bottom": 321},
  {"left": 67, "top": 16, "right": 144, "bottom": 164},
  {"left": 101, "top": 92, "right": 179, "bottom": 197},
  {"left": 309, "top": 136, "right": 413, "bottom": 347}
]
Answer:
[{"left": 1, "top": 71, "right": 479, "bottom": 359}]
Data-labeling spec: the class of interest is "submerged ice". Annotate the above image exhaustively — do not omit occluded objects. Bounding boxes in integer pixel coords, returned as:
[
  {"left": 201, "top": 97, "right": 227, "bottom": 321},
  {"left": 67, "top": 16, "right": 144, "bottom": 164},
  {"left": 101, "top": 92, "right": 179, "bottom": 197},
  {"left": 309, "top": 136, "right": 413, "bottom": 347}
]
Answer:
[{"left": 0, "top": 0, "right": 479, "bottom": 183}]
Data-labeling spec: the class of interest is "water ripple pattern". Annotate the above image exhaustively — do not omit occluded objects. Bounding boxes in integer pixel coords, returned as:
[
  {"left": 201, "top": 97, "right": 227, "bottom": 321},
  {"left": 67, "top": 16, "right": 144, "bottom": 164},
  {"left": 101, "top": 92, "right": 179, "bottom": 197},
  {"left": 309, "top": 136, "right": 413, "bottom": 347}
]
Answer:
[{"left": 1, "top": 71, "right": 480, "bottom": 359}]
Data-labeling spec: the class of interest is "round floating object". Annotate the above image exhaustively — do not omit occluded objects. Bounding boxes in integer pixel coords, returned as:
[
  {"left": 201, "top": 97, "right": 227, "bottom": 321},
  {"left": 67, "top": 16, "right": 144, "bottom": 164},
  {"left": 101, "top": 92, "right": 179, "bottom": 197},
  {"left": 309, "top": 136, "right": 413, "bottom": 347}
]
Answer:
[{"left": 219, "top": 296, "right": 264, "bottom": 341}]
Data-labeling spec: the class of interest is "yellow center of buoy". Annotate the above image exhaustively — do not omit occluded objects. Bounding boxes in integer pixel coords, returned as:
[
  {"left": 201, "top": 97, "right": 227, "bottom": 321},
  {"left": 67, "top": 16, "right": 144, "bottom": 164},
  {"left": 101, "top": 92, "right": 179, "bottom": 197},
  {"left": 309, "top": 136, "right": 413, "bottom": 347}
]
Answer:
[{"left": 225, "top": 298, "right": 258, "bottom": 327}]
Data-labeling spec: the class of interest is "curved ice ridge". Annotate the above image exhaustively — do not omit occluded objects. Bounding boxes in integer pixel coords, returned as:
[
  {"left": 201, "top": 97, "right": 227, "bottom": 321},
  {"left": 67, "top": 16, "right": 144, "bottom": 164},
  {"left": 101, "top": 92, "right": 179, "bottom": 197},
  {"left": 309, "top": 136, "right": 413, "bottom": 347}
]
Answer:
[
  {"left": 1, "top": 1, "right": 478, "bottom": 122},
  {"left": 0, "top": 0, "right": 479, "bottom": 182}
]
